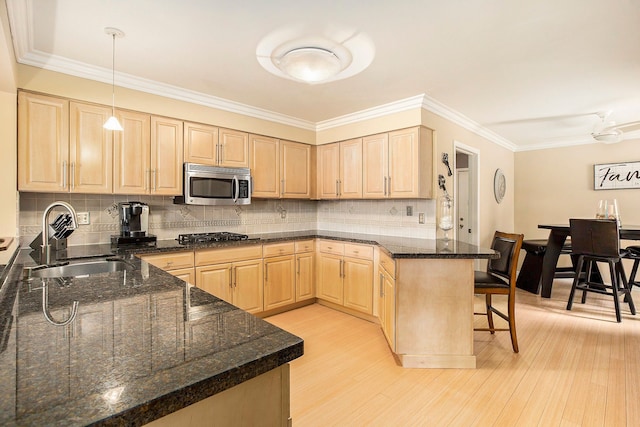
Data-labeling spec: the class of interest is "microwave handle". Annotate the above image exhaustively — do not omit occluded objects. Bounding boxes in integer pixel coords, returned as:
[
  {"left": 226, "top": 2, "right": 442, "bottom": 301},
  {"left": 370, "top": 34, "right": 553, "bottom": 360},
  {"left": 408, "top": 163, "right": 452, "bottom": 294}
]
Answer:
[{"left": 233, "top": 176, "right": 239, "bottom": 203}]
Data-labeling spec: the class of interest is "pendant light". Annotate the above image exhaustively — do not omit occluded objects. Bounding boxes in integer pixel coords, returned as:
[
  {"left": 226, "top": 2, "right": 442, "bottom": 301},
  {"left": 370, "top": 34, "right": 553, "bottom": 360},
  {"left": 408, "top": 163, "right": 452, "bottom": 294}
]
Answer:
[{"left": 103, "top": 27, "right": 124, "bottom": 131}]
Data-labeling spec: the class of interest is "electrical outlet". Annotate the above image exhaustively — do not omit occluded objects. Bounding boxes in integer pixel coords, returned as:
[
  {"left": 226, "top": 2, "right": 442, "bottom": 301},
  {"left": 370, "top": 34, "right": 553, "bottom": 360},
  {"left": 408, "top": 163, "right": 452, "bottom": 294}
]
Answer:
[
  {"left": 77, "top": 212, "right": 90, "bottom": 225},
  {"left": 406, "top": 206, "right": 413, "bottom": 216},
  {"left": 280, "top": 210, "right": 287, "bottom": 219},
  {"left": 418, "top": 213, "right": 425, "bottom": 224}
]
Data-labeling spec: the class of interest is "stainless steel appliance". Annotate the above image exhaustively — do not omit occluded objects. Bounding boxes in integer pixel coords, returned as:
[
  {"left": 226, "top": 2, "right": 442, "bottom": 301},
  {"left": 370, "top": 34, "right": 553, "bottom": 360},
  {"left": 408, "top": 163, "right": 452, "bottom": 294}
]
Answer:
[
  {"left": 174, "top": 163, "right": 252, "bottom": 206},
  {"left": 177, "top": 232, "right": 255, "bottom": 245},
  {"left": 111, "top": 202, "right": 157, "bottom": 246}
]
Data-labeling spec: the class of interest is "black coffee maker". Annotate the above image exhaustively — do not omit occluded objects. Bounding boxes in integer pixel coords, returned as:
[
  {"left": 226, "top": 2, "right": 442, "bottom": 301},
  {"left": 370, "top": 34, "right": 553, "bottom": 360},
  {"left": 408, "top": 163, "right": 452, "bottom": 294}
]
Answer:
[{"left": 111, "top": 202, "right": 157, "bottom": 246}]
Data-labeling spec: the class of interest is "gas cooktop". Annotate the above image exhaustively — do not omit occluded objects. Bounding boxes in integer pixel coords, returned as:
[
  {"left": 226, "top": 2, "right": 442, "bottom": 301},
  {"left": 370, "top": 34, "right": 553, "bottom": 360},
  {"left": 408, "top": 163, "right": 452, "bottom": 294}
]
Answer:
[{"left": 177, "top": 232, "right": 254, "bottom": 245}]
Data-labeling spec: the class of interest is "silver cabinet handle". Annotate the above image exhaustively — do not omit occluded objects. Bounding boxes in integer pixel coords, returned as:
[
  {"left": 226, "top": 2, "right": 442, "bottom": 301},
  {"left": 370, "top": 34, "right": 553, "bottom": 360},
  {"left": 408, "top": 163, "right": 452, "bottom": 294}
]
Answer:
[
  {"left": 338, "top": 180, "right": 341, "bottom": 196},
  {"left": 228, "top": 267, "right": 233, "bottom": 289},
  {"left": 71, "top": 162, "right": 76, "bottom": 190},
  {"left": 220, "top": 143, "right": 224, "bottom": 164},
  {"left": 297, "top": 258, "right": 300, "bottom": 275},
  {"left": 384, "top": 177, "right": 387, "bottom": 196},
  {"left": 233, "top": 266, "right": 237, "bottom": 288},
  {"left": 387, "top": 176, "right": 391, "bottom": 196},
  {"left": 62, "top": 161, "right": 67, "bottom": 189},
  {"left": 380, "top": 273, "right": 384, "bottom": 297},
  {"left": 340, "top": 260, "right": 344, "bottom": 278},
  {"left": 281, "top": 179, "right": 285, "bottom": 195},
  {"left": 265, "top": 263, "right": 269, "bottom": 282}
]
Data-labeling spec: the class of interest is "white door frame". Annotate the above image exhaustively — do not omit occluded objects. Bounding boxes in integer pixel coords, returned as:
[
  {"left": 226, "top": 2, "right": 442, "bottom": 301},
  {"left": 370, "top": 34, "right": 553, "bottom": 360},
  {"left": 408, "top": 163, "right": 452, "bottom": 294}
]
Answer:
[{"left": 453, "top": 140, "right": 480, "bottom": 247}]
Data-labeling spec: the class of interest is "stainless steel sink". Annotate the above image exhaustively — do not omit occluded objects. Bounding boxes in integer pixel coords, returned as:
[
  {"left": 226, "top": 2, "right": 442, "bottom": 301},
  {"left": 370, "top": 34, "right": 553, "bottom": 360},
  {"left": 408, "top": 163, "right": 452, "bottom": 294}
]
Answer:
[{"left": 28, "top": 258, "right": 134, "bottom": 278}]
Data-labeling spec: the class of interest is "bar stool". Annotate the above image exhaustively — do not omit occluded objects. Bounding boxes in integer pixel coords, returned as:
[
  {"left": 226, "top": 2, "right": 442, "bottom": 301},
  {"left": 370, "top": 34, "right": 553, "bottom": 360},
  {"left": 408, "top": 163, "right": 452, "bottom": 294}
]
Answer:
[
  {"left": 566, "top": 219, "right": 635, "bottom": 322},
  {"left": 624, "top": 246, "right": 640, "bottom": 291}
]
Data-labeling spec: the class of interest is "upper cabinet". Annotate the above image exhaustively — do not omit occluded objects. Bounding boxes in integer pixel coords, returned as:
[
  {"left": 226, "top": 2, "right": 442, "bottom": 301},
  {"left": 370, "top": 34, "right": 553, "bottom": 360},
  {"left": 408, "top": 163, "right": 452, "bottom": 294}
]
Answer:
[
  {"left": 318, "top": 138, "right": 362, "bottom": 199},
  {"left": 19, "top": 91, "right": 183, "bottom": 195},
  {"left": 363, "top": 126, "right": 433, "bottom": 199},
  {"left": 184, "top": 122, "right": 248, "bottom": 168},
  {"left": 18, "top": 92, "right": 69, "bottom": 192},
  {"left": 250, "top": 134, "right": 280, "bottom": 198},
  {"left": 280, "top": 140, "right": 311, "bottom": 198},
  {"left": 250, "top": 136, "right": 312, "bottom": 199}
]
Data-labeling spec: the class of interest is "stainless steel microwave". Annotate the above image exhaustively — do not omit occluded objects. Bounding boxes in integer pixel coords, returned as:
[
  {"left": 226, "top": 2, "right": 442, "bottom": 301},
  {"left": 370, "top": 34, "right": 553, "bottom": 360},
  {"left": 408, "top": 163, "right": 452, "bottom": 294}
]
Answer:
[{"left": 174, "top": 163, "right": 252, "bottom": 206}]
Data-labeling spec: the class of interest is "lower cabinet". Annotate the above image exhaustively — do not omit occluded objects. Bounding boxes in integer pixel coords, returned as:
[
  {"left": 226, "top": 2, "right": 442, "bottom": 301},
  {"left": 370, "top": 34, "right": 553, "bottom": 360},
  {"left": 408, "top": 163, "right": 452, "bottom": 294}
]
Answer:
[
  {"left": 316, "top": 240, "right": 374, "bottom": 315},
  {"left": 195, "top": 245, "right": 264, "bottom": 314},
  {"left": 295, "top": 250, "right": 315, "bottom": 301},
  {"left": 263, "top": 254, "right": 296, "bottom": 311}
]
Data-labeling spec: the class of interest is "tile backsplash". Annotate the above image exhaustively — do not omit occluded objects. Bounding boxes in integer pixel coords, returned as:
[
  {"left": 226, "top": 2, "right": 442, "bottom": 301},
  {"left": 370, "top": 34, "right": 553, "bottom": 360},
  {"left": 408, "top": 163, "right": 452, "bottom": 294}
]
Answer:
[{"left": 18, "top": 192, "right": 436, "bottom": 247}]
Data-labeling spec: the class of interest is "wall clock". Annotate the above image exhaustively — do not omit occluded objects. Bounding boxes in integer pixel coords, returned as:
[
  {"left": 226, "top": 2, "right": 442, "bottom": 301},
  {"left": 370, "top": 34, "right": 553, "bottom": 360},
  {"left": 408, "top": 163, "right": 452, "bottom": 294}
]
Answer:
[{"left": 494, "top": 168, "right": 506, "bottom": 203}]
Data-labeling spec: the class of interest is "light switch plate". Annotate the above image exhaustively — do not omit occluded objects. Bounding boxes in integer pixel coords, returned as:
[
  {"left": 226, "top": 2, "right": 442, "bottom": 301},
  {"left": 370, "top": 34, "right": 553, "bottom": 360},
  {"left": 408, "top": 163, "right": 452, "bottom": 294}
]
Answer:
[
  {"left": 418, "top": 213, "right": 425, "bottom": 224},
  {"left": 406, "top": 206, "right": 413, "bottom": 216}
]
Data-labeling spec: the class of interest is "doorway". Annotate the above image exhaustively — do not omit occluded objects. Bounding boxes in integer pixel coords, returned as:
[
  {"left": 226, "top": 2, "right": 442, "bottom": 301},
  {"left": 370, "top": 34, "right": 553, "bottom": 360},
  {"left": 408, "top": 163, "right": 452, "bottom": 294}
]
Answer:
[{"left": 453, "top": 141, "right": 479, "bottom": 246}]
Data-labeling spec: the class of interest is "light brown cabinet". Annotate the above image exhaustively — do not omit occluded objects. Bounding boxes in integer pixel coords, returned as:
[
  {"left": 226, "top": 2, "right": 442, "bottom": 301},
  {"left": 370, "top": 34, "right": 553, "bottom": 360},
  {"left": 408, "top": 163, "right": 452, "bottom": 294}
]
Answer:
[
  {"left": 362, "top": 126, "right": 433, "bottom": 199},
  {"left": 316, "top": 240, "right": 374, "bottom": 314},
  {"left": 249, "top": 134, "right": 280, "bottom": 198},
  {"left": 251, "top": 136, "right": 313, "bottom": 199},
  {"left": 18, "top": 92, "right": 69, "bottom": 192},
  {"left": 317, "top": 138, "right": 362, "bottom": 199},
  {"left": 263, "top": 244, "right": 296, "bottom": 311},
  {"left": 184, "top": 122, "right": 249, "bottom": 168},
  {"left": 281, "top": 140, "right": 311, "bottom": 198},
  {"left": 195, "top": 245, "right": 264, "bottom": 314},
  {"left": 150, "top": 116, "right": 184, "bottom": 195},
  {"left": 295, "top": 240, "right": 315, "bottom": 301},
  {"left": 113, "top": 110, "right": 151, "bottom": 194}
]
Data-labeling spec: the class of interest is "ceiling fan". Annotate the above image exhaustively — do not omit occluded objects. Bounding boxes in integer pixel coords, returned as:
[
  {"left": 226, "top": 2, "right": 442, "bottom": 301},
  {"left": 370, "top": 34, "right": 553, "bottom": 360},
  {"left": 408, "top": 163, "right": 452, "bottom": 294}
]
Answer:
[{"left": 591, "top": 111, "right": 640, "bottom": 144}]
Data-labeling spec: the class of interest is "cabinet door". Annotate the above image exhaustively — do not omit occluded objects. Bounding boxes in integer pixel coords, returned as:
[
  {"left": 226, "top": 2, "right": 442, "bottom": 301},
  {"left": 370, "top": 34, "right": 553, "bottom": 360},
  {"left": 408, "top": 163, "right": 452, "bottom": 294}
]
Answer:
[
  {"left": 343, "top": 257, "right": 373, "bottom": 314},
  {"left": 196, "top": 263, "right": 233, "bottom": 303},
  {"left": 113, "top": 110, "right": 151, "bottom": 194},
  {"left": 340, "top": 138, "right": 363, "bottom": 198},
  {"left": 219, "top": 128, "right": 249, "bottom": 168},
  {"left": 18, "top": 92, "right": 69, "bottom": 192},
  {"left": 382, "top": 268, "right": 396, "bottom": 350},
  {"left": 264, "top": 255, "right": 296, "bottom": 311},
  {"left": 184, "top": 121, "right": 218, "bottom": 165},
  {"left": 317, "top": 253, "right": 343, "bottom": 305},
  {"left": 318, "top": 143, "right": 340, "bottom": 199},
  {"left": 69, "top": 102, "right": 113, "bottom": 193},
  {"left": 362, "top": 133, "right": 388, "bottom": 198},
  {"left": 296, "top": 252, "right": 315, "bottom": 301},
  {"left": 151, "top": 290, "right": 185, "bottom": 371},
  {"left": 280, "top": 140, "right": 310, "bottom": 198},
  {"left": 388, "top": 127, "right": 420, "bottom": 198},
  {"left": 250, "top": 134, "right": 280, "bottom": 198},
  {"left": 152, "top": 116, "right": 184, "bottom": 195},
  {"left": 233, "top": 259, "right": 264, "bottom": 314}
]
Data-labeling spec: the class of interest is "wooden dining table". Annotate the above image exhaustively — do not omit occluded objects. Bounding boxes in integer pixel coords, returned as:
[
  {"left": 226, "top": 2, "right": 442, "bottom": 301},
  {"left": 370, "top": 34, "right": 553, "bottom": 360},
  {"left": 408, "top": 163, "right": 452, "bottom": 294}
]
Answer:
[{"left": 535, "top": 224, "right": 640, "bottom": 298}]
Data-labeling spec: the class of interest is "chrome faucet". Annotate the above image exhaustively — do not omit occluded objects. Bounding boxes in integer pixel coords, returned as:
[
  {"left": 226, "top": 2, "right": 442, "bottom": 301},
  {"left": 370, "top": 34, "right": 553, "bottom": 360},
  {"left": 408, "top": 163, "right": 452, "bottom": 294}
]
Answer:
[{"left": 41, "top": 201, "right": 78, "bottom": 265}]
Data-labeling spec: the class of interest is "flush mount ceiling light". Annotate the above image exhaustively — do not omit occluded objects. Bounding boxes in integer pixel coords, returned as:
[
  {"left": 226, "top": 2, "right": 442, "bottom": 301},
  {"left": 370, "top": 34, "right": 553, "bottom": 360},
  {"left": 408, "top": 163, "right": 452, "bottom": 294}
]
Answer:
[
  {"left": 257, "top": 29, "right": 375, "bottom": 85},
  {"left": 103, "top": 27, "right": 124, "bottom": 131},
  {"left": 277, "top": 47, "right": 343, "bottom": 83}
]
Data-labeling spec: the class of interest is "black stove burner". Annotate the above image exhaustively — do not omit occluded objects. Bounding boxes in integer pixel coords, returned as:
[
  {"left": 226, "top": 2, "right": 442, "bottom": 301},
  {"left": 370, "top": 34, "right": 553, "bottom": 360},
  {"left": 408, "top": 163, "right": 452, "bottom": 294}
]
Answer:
[{"left": 177, "top": 232, "right": 250, "bottom": 244}]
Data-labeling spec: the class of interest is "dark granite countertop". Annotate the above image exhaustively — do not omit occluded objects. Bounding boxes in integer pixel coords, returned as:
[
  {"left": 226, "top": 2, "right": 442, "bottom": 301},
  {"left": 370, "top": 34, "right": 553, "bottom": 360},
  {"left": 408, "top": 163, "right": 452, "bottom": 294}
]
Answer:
[
  {"left": 0, "top": 249, "right": 303, "bottom": 427},
  {"left": 51, "top": 230, "right": 497, "bottom": 261}
]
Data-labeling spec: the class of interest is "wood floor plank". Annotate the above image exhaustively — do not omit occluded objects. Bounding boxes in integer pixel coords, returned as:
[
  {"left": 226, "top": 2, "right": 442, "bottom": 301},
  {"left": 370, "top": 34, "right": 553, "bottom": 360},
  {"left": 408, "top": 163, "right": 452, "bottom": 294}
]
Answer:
[{"left": 265, "top": 278, "right": 640, "bottom": 426}]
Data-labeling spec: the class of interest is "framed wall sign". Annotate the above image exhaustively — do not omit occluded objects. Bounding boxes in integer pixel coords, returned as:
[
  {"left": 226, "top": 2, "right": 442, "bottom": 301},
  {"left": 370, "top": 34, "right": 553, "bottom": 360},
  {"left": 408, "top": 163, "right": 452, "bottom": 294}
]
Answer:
[{"left": 594, "top": 161, "right": 640, "bottom": 190}]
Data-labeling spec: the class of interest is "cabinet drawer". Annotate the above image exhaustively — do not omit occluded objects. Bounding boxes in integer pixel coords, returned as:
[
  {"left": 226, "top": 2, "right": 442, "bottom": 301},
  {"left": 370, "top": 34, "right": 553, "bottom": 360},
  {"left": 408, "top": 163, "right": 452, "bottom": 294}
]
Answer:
[
  {"left": 141, "top": 251, "right": 194, "bottom": 271},
  {"left": 318, "top": 240, "right": 344, "bottom": 255},
  {"left": 263, "top": 242, "right": 295, "bottom": 258},
  {"left": 295, "top": 239, "right": 315, "bottom": 253},
  {"left": 344, "top": 243, "right": 373, "bottom": 260},
  {"left": 195, "top": 244, "right": 263, "bottom": 266},
  {"left": 378, "top": 249, "right": 395, "bottom": 277}
]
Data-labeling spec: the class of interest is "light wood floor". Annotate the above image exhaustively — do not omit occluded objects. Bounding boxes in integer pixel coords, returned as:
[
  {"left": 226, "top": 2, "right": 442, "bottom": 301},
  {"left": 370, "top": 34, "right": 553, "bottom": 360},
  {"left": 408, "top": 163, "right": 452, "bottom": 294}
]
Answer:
[{"left": 266, "top": 279, "right": 640, "bottom": 426}]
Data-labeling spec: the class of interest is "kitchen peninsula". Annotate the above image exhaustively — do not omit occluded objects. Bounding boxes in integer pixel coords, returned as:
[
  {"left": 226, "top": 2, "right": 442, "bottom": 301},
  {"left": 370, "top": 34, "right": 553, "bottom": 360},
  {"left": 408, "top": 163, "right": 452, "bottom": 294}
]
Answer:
[{"left": 0, "top": 231, "right": 495, "bottom": 426}]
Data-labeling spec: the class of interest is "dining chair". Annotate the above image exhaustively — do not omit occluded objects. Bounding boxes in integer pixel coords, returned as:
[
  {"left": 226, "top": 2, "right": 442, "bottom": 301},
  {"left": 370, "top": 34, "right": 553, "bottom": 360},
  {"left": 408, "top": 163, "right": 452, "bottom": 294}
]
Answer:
[
  {"left": 566, "top": 219, "right": 636, "bottom": 322},
  {"left": 474, "top": 231, "right": 524, "bottom": 353}
]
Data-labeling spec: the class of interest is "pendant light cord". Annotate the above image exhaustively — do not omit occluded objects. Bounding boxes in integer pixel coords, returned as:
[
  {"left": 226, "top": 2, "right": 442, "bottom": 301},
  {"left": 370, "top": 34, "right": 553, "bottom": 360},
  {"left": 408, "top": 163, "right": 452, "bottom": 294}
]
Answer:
[{"left": 111, "top": 33, "right": 116, "bottom": 116}]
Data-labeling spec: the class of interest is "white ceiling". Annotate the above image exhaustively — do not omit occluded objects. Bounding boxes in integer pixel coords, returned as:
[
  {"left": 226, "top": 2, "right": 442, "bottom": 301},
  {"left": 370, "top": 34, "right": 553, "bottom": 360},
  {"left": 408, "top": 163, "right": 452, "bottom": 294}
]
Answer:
[{"left": 6, "top": 0, "right": 640, "bottom": 151}]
